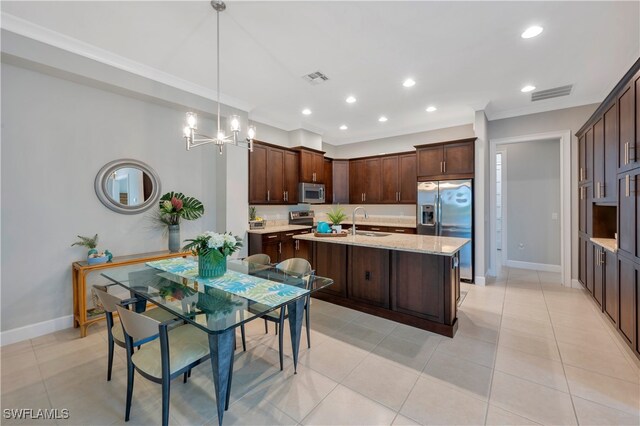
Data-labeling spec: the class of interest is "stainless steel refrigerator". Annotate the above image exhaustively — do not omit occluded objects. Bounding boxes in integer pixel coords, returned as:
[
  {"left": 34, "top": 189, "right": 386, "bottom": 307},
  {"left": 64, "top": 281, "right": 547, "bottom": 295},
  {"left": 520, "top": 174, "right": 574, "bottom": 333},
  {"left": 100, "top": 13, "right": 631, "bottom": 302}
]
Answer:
[{"left": 417, "top": 180, "right": 473, "bottom": 282}]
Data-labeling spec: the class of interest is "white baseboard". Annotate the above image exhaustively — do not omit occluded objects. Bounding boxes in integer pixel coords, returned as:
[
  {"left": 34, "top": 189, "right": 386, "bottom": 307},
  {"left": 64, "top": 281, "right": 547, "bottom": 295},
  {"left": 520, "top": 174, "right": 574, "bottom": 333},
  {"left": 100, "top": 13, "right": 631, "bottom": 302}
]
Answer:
[
  {"left": 0, "top": 315, "right": 74, "bottom": 346},
  {"left": 571, "top": 278, "right": 583, "bottom": 289},
  {"left": 504, "top": 259, "right": 561, "bottom": 273},
  {"left": 474, "top": 276, "right": 486, "bottom": 286}
]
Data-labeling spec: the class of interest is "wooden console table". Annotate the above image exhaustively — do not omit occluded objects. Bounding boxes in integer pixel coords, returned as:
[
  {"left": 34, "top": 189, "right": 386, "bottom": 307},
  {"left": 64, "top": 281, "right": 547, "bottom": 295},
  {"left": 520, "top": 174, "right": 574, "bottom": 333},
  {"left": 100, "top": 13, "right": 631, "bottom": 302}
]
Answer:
[{"left": 72, "top": 250, "right": 190, "bottom": 337}]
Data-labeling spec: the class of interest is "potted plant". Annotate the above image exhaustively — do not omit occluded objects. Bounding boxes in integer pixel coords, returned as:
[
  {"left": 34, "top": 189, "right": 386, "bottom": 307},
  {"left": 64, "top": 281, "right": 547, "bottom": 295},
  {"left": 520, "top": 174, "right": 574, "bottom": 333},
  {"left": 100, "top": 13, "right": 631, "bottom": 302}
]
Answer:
[
  {"left": 71, "top": 234, "right": 112, "bottom": 265},
  {"left": 248, "top": 206, "right": 264, "bottom": 229},
  {"left": 183, "top": 231, "right": 242, "bottom": 278},
  {"left": 326, "top": 205, "right": 348, "bottom": 233},
  {"left": 152, "top": 192, "right": 204, "bottom": 252}
]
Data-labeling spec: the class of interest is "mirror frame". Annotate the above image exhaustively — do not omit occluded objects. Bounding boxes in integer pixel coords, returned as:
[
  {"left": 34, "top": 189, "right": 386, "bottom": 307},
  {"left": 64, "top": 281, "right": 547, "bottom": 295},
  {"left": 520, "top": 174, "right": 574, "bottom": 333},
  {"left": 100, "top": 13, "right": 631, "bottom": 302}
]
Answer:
[{"left": 94, "top": 159, "right": 161, "bottom": 214}]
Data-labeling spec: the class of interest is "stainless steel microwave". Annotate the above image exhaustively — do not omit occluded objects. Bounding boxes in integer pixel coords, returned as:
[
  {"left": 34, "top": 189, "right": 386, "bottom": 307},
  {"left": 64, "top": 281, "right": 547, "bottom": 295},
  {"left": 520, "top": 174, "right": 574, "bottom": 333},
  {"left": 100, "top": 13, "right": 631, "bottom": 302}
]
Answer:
[{"left": 299, "top": 183, "right": 325, "bottom": 204}]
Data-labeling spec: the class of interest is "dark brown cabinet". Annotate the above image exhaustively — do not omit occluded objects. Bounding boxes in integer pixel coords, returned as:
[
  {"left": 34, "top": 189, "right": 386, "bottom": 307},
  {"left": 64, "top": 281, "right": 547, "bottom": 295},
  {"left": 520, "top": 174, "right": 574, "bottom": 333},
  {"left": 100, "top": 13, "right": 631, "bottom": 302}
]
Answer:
[
  {"left": 381, "top": 153, "right": 417, "bottom": 204},
  {"left": 392, "top": 251, "right": 444, "bottom": 322},
  {"left": 349, "top": 159, "right": 365, "bottom": 204},
  {"left": 381, "top": 156, "right": 399, "bottom": 203},
  {"left": 248, "top": 229, "right": 311, "bottom": 263},
  {"left": 604, "top": 249, "right": 618, "bottom": 325},
  {"left": 416, "top": 138, "right": 475, "bottom": 179},
  {"left": 331, "top": 160, "right": 349, "bottom": 204},
  {"left": 593, "top": 105, "right": 617, "bottom": 203},
  {"left": 579, "top": 129, "right": 594, "bottom": 183},
  {"left": 593, "top": 118, "right": 605, "bottom": 201},
  {"left": 348, "top": 246, "right": 389, "bottom": 308},
  {"left": 364, "top": 158, "right": 382, "bottom": 203},
  {"left": 618, "top": 254, "right": 637, "bottom": 349},
  {"left": 618, "top": 170, "right": 638, "bottom": 258},
  {"left": 249, "top": 142, "right": 298, "bottom": 204},
  {"left": 593, "top": 245, "right": 604, "bottom": 307},
  {"left": 586, "top": 241, "right": 595, "bottom": 295},
  {"left": 299, "top": 149, "right": 325, "bottom": 183},
  {"left": 618, "top": 80, "right": 636, "bottom": 172},
  {"left": 578, "top": 237, "right": 588, "bottom": 290},
  {"left": 313, "top": 242, "right": 347, "bottom": 297},
  {"left": 324, "top": 158, "right": 333, "bottom": 204}
]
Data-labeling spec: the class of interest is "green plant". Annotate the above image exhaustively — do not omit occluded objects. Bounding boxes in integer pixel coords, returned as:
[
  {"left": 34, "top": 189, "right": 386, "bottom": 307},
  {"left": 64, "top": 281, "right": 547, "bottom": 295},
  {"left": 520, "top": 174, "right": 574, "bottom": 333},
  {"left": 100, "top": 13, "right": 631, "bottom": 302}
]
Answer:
[
  {"left": 183, "top": 231, "right": 243, "bottom": 260},
  {"left": 71, "top": 234, "right": 98, "bottom": 249},
  {"left": 153, "top": 192, "right": 204, "bottom": 226},
  {"left": 326, "top": 206, "right": 347, "bottom": 225}
]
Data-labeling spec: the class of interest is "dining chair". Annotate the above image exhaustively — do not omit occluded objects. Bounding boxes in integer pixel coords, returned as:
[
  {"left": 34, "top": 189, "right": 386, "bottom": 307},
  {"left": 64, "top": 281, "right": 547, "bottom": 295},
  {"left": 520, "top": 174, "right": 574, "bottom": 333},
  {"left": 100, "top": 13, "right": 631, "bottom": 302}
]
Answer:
[
  {"left": 93, "top": 286, "right": 177, "bottom": 381},
  {"left": 251, "top": 258, "right": 313, "bottom": 370},
  {"left": 244, "top": 253, "right": 271, "bottom": 264},
  {"left": 115, "top": 301, "right": 211, "bottom": 426}
]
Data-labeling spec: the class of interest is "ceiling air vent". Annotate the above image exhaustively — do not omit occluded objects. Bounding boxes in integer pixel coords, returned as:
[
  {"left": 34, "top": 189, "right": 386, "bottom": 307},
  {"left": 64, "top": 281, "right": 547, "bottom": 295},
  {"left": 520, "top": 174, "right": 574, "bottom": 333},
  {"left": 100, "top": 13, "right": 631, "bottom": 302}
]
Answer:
[
  {"left": 531, "top": 85, "right": 573, "bottom": 102},
  {"left": 302, "top": 71, "right": 329, "bottom": 85}
]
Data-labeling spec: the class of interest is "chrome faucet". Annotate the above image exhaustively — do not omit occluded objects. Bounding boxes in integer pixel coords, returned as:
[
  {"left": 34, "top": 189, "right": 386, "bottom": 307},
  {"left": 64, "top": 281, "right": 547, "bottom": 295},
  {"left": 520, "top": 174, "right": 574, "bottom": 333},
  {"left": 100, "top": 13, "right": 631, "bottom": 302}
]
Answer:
[{"left": 352, "top": 206, "right": 369, "bottom": 235}]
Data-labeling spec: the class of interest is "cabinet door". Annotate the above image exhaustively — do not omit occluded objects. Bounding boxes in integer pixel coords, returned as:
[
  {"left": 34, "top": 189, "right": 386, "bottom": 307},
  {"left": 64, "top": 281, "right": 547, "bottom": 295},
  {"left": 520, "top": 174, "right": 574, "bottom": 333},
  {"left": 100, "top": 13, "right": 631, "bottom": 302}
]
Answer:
[
  {"left": 618, "top": 255, "right": 636, "bottom": 348},
  {"left": 262, "top": 239, "right": 281, "bottom": 264},
  {"left": 294, "top": 239, "right": 311, "bottom": 263},
  {"left": 332, "top": 160, "right": 350, "bottom": 204},
  {"left": 280, "top": 232, "right": 296, "bottom": 261},
  {"left": 604, "top": 250, "right": 618, "bottom": 325},
  {"left": 249, "top": 144, "right": 268, "bottom": 203},
  {"left": 398, "top": 153, "right": 417, "bottom": 203},
  {"left": 324, "top": 159, "right": 333, "bottom": 204},
  {"left": 578, "top": 134, "right": 586, "bottom": 183},
  {"left": 603, "top": 104, "right": 618, "bottom": 202},
  {"left": 586, "top": 184, "right": 593, "bottom": 236},
  {"left": 349, "top": 160, "right": 365, "bottom": 204},
  {"left": 593, "top": 246, "right": 604, "bottom": 307},
  {"left": 578, "top": 237, "right": 587, "bottom": 288},
  {"left": 381, "top": 156, "right": 399, "bottom": 203},
  {"left": 417, "top": 145, "right": 443, "bottom": 178},
  {"left": 314, "top": 242, "right": 347, "bottom": 297},
  {"left": 349, "top": 246, "right": 389, "bottom": 308},
  {"left": 392, "top": 251, "right": 444, "bottom": 322},
  {"left": 618, "top": 83, "right": 635, "bottom": 172},
  {"left": 585, "top": 128, "right": 594, "bottom": 183},
  {"left": 364, "top": 158, "right": 382, "bottom": 203},
  {"left": 618, "top": 172, "right": 636, "bottom": 256},
  {"left": 579, "top": 186, "right": 586, "bottom": 233},
  {"left": 443, "top": 141, "right": 474, "bottom": 175},
  {"left": 313, "top": 153, "right": 325, "bottom": 183},
  {"left": 593, "top": 120, "right": 605, "bottom": 200},
  {"left": 299, "top": 150, "right": 314, "bottom": 183},
  {"left": 284, "top": 150, "right": 299, "bottom": 204},
  {"left": 586, "top": 241, "right": 595, "bottom": 294}
]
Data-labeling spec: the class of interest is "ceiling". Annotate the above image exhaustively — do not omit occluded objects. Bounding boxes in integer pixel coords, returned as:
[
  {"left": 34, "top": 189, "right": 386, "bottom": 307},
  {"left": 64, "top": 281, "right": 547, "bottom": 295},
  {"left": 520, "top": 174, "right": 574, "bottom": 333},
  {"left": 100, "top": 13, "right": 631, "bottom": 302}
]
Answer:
[{"left": 2, "top": 1, "right": 639, "bottom": 145}]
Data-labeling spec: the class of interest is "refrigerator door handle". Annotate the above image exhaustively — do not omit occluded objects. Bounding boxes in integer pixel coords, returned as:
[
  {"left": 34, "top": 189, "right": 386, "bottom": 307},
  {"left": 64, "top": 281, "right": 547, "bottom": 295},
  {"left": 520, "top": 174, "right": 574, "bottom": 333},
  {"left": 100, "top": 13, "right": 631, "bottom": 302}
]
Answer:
[{"left": 435, "top": 194, "right": 441, "bottom": 235}]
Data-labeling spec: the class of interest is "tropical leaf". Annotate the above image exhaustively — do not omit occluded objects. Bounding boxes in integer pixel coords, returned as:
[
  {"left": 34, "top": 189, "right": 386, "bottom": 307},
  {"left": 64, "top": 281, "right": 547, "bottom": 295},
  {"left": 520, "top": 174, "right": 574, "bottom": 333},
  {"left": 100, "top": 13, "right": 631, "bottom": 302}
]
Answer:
[
  {"left": 159, "top": 192, "right": 204, "bottom": 221},
  {"left": 71, "top": 234, "right": 98, "bottom": 249}
]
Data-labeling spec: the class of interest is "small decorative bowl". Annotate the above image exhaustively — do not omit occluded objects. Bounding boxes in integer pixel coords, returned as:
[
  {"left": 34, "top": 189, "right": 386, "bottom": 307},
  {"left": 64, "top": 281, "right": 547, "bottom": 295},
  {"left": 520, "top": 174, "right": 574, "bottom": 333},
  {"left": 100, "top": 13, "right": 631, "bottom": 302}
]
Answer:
[{"left": 87, "top": 255, "right": 109, "bottom": 265}]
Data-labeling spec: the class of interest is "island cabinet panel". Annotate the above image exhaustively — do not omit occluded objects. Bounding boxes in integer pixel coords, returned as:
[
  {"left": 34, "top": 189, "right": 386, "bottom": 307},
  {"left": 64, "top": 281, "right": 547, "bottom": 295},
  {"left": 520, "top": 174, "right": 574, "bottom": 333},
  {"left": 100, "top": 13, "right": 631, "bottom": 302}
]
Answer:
[
  {"left": 313, "top": 242, "right": 347, "bottom": 298},
  {"left": 618, "top": 254, "right": 637, "bottom": 349},
  {"left": 348, "top": 246, "right": 389, "bottom": 308},
  {"left": 391, "top": 251, "right": 443, "bottom": 322}
]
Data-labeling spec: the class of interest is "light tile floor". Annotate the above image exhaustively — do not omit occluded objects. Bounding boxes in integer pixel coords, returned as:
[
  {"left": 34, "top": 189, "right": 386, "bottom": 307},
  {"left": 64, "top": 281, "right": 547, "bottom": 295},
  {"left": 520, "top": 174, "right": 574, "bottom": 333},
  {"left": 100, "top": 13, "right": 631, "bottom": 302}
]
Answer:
[{"left": 2, "top": 265, "right": 639, "bottom": 425}]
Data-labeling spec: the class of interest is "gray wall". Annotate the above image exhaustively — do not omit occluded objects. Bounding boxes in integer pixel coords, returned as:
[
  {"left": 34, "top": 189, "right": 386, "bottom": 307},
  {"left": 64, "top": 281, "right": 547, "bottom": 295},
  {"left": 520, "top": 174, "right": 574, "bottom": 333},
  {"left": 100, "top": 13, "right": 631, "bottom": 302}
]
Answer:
[
  {"left": 1, "top": 63, "right": 218, "bottom": 331},
  {"left": 500, "top": 139, "right": 561, "bottom": 265},
  {"left": 487, "top": 103, "right": 598, "bottom": 279}
]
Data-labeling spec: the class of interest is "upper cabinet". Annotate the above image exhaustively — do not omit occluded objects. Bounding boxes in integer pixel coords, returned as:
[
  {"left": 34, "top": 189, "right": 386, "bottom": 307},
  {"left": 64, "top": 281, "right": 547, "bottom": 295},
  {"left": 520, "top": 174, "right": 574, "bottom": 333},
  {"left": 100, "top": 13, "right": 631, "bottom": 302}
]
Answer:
[
  {"left": 324, "top": 158, "right": 333, "bottom": 204},
  {"left": 593, "top": 104, "right": 618, "bottom": 203},
  {"left": 248, "top": 141, "right": 299, "bottom": 205},
  {"left": 381, "top": 153, "right": 417, "bottom": 203},
  {"left": 415, "top": 138, "right": 475, "bottom": 180},
  {"left": 298, "top": 148, "right": 325, "bottom": 183},
  {"left": 332, "top": 160, "right": 349, "bottom": 204},
  {"left": 617, "top": 73, "right": 639, "bottom": 173},
  {"left": 579, "top": 129, "right": 594, "bottom": 184}
]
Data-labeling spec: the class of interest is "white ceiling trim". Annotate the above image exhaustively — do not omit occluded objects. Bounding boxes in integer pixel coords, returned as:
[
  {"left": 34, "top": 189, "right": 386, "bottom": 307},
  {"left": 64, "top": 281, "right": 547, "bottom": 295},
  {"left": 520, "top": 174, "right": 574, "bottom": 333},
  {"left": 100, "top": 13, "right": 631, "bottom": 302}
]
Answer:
[
  {"left": 485, "top": 92, "right": 604, "bottom": 121},
  {"left": 0, "top": 12, "right": 254, "bottom": 113}
]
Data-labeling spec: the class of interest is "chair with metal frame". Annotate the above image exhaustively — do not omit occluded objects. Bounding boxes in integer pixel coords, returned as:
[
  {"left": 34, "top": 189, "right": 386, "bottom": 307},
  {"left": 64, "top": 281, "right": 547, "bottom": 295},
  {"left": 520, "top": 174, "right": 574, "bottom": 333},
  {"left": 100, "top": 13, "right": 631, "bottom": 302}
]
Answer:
[
  {"left": 115, "top": 300, "right": 211, "bottom": 426},
  {"left": 93, "top": 286, "right": 177, "bottom": 381}
]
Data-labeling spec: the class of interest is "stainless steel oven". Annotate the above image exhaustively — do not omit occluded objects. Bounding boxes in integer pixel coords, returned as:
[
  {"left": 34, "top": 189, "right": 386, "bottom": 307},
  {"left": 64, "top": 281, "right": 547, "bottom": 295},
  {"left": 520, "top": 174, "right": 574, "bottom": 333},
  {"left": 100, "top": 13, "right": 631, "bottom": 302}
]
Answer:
[{"left": 298, "top": 183, "right": 325, "bottom": 204}]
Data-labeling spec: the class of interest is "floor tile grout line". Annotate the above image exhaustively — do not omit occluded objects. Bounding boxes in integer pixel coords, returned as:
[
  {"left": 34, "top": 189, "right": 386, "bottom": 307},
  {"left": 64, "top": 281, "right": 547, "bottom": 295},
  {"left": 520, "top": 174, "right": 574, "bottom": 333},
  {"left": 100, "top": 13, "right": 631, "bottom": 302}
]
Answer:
[{"left": 538, "top": 270, "right": 581, "bottom": 425}]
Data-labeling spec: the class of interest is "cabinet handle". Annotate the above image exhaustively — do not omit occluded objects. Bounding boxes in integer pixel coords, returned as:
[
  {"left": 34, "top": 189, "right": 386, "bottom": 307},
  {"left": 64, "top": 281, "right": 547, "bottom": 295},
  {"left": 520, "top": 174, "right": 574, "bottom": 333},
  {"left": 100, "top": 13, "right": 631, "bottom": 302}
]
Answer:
[
  {"left": 579, "top": 167, "right": 584, "bottom": 182},
  {"left": 440, "top": 161, "right": 443, "bottom": 173},
  {"left": 580, "top": 187, "right": 584, "bottom": 200},
  {"left": 267, "top": 190, "right": 270, "bottom": 201},
  {"left": 267, "top": 235, "right": 278, "bottom": 239},
  {"left": 395, "top": 229, "right": 405, "bottom": 233},
  {"left": 624, "top": 142, "right": 629, "bottom": 165},
  {"left": 285, "top": 233, "right": 294, "bottom": 236},
  {"left": 371, "top": 227, "right": 381, "bottom": 231},
  {"left": 443, "top": 161, "right": 446, "bottom": 173},
  {"left": 278, "top": 242, "right": 282, "bottom": 254}
]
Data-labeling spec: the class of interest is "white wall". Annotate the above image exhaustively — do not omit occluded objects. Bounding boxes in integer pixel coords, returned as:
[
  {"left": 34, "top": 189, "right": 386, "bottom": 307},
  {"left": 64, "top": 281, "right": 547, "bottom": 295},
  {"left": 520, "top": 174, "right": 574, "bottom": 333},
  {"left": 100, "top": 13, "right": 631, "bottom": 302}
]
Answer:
[
  {"left": 487, "top": 103, "right": 598, "bottom": 279},
  {"left": 0, "top": 63, "right": 218, "bottom": 332},
  {"left": 500, "top": 139, "right": 561, "bottom": 266},
  {"left": 474, "top": 111, "right": 489, "bottom": 283},
  {"left": 331, "top": 124, "right": 475, "bottom": 158}
]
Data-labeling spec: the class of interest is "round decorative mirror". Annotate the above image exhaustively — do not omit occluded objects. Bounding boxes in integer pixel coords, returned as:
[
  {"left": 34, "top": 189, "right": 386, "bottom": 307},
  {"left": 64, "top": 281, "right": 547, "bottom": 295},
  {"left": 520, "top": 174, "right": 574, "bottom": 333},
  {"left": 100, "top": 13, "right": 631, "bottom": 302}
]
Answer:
[{"left": 94, "top": 159, "right": 161, "bottom": 214}]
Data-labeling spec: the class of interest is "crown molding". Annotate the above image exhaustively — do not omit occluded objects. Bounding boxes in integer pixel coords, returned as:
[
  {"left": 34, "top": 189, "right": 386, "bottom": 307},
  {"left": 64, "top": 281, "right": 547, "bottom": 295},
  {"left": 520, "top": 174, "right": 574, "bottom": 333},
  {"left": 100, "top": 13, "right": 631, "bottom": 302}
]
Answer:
[
  {"left": 0, "top": 12, "right": 254, "bottom": 113},
  {"left": 485, "top": 94, "right": 604, "bottom": 122}
]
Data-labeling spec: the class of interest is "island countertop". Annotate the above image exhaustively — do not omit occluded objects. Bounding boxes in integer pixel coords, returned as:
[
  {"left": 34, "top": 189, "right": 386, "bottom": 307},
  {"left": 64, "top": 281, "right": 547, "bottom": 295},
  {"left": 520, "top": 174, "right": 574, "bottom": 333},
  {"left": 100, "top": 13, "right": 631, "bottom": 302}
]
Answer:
[{"left": 294, "top": 232, "right": 469, "bottom": 256}]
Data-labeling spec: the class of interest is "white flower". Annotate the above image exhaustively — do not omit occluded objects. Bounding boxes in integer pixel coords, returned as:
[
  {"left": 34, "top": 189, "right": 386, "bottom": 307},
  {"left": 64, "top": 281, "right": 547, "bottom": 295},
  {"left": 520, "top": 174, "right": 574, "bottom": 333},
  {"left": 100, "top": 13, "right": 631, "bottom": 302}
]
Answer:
[{"left": 224, "top": 234, "right": 236, "bottom": 245}]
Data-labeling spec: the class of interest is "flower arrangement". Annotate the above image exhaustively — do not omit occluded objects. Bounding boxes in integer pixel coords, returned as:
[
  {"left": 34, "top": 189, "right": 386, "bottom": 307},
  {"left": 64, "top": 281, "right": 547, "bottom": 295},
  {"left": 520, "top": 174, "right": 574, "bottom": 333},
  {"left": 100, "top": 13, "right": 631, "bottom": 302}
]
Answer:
[
  {"left": 153, "top": 192, "right": 204, "bottom": 226},
  {"left": 326, "top": 205, "right": 347, "bottom": 225},
  {"left": 183, "top": 231, "right": 243, "bottom": 278}
]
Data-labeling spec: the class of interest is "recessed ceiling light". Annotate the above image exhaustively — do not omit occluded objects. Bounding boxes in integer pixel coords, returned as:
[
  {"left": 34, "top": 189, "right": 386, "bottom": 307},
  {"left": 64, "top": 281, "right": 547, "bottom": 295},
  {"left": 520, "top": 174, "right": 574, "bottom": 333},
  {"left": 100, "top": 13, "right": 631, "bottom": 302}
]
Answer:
[
  {"left": 339, "top": 125, "right": 348, "bottom": 130},
  {"left": 345, "top": 96, "right": 357, "bottom": 104},
  {"left": 521, "top": 85, "right": 536, "bottom": 93},
  {"left": 302, "top": 108, "right": 312, "bottom": 115},
  {"left": 378, "top": 116, "right": 388, "bottom": 122},
  {"left": 402, "top": 79, "right": 416, "bottom": 88},
  {"left": 426, "top": 106, "right": 437, "bottom": 112},
  {"left": 521, "top": 25, "right": 543, "bottom": 39}
]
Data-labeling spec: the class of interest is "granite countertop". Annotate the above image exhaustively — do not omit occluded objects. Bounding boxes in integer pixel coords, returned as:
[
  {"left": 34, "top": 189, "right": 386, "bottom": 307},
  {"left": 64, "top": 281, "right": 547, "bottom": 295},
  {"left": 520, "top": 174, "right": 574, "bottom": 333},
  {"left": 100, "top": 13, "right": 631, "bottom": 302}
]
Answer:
[
  {"left": 247, "top": 225, "right": 312, "bottom": 235},
  {"left": 295, "top": 232, "right": 469, "bottom": 256},
  {"left": 590, "top": 238, "right": 617, "bottom": 253}
]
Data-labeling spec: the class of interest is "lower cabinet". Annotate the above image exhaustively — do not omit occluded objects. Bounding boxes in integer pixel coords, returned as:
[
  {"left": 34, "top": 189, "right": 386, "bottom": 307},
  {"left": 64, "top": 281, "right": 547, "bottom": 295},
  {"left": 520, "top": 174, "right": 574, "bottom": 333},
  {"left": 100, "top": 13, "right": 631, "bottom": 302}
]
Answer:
[
  {"left": 391, "top": 251, "right": 443, "bottom": 322},
  {"left": 348, "top": 246, "right": 390, "bottom": 308},
  {"left": 248, "top": 229, "right": 311, "bottom": 264},
  {"left": 313, "top": 243, "right": 347, "bottom": 297},
  {"left": 603, "top": 249, "right": 618, "bottom": 325},
  {"left": 578, "top": 236, "right": 588, "bottom": 289},
  {"left": 343, "top": 225, "right": 417, "bottom": 234},
  {"left": 618, "top": 254, "right": 637, "bottom": 350}
]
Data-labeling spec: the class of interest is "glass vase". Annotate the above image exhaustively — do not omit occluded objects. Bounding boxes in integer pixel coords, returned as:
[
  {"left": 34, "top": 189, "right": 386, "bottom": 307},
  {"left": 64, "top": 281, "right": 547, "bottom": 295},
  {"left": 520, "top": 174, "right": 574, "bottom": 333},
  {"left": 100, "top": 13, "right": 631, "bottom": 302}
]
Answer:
[
  {"left": 199, "top": 253, "right": 227, "bottom": 278},
  {"left": 168, "top": 224, "right": 180, "bottom": 253}
]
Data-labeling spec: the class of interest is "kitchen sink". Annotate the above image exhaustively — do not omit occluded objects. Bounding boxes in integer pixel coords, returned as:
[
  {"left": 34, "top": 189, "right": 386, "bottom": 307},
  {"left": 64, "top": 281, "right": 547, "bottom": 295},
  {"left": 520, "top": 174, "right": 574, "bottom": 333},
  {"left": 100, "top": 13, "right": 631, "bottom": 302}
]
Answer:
[{"left": 355, "top": 231, "right": 391, "bottom": 237}]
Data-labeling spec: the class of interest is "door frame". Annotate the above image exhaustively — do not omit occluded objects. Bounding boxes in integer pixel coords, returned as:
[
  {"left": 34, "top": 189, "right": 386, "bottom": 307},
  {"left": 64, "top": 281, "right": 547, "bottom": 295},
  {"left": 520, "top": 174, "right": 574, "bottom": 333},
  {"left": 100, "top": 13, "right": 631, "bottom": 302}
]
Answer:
[{"left": 489, "top": 130, "right": 572, "bottom": 286}]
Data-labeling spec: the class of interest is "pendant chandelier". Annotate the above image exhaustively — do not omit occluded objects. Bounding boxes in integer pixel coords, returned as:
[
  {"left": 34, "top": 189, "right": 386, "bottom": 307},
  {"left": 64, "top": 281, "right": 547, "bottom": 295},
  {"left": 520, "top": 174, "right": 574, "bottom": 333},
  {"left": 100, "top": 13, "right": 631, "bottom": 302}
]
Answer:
[{"left": 182, "top": 1, "right": 255, "bottom": 154}]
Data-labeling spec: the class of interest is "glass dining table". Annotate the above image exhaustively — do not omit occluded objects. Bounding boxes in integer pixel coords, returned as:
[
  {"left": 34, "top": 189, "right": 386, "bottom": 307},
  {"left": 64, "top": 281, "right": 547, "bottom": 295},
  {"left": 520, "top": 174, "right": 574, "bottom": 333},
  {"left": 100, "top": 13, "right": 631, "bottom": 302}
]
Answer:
[{"left": 102, "top": 257, "right": 333, "bottom": 426}]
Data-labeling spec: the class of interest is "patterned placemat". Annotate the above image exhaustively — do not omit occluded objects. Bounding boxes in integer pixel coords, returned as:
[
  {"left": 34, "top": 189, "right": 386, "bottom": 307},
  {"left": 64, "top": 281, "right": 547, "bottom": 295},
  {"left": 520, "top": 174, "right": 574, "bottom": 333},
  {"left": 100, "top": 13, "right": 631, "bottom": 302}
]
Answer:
[{"left": 146, "top": 258, "right": 308, "bottom": 307}]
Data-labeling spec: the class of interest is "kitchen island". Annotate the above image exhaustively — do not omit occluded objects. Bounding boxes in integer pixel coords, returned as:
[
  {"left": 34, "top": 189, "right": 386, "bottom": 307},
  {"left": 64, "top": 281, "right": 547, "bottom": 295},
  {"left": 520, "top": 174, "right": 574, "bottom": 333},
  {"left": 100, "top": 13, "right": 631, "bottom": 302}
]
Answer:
[{"left": 294, "top": 232, "right": 469, "bottom": 337}]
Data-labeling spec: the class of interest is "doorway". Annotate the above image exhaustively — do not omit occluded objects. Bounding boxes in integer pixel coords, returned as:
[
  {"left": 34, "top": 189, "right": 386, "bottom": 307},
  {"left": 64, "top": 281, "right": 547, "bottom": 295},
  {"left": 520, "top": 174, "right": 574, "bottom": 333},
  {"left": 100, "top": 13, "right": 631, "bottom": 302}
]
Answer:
[{"left": 489, "top": 131, "right": 572, "bottom": 286}]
